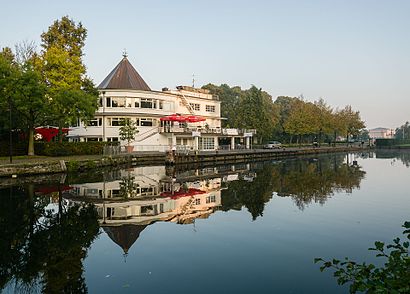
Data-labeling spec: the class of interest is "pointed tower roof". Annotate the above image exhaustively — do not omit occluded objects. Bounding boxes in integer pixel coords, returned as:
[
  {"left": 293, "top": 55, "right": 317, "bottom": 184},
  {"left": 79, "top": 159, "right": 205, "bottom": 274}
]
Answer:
[
  {"left": 103, "top": 224, "right": 147, "bottom": 254},
  {"left": 98, "top": 55, "right": 151, "bottom": 91}
]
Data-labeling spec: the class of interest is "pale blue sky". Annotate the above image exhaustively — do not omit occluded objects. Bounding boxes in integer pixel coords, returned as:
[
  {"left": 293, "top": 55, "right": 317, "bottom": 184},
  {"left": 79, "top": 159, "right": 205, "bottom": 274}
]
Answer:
[{"left": 1, "top": 0, "right": 409, "bottom": 128}]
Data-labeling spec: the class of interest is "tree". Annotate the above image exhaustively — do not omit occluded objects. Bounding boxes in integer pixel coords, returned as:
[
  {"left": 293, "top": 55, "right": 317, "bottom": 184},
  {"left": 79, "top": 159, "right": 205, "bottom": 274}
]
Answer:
[
  {"left": 313, "top": 98, "right": 334, "bottom": 143},
  {"left": 0, "top": 48, "right": 17, "bottom": 138},
  {"left": 273, "top": 96, "right": 298, "bottom": 141},
  {"left": 395, "top": 121, "right": 410, "bottom": 140},
  {"left": 237, "top": 86, "right": 277, "bottom": 143},
  {"left": 315, "top": 221, "right": 410, "bottom": 293},
  {"left": 119, "top": 118, "right": 139, "bottom": 150},
  {"left": 37, "top": 16, "right": 98, "bottom": 142},
  {"left": 338, "top": 105, "right": 365, "bottom": 142},
  {"left": 284, "top": 99, "right": 318, "bottom": 144},
  {"left": 1, "top": 45, "right": 49, "bottom": 156}
]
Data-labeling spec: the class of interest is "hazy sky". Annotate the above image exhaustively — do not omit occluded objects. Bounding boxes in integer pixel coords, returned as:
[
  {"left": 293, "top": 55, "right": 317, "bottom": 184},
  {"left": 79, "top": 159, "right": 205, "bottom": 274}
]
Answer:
[{"left": 1, "top": 0, "right": 409, "bottom": 129}]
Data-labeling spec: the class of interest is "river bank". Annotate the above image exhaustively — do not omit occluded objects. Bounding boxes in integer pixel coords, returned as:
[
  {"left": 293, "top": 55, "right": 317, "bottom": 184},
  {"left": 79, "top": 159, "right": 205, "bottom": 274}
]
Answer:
[{"left": 0, "top": 146, "right": 367, "bottom": 178}]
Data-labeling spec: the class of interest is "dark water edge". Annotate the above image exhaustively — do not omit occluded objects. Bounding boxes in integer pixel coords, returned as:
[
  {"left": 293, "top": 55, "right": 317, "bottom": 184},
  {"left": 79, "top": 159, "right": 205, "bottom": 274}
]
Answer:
[{"left": 1, "top": 150, "right": 409, "bottom": 293}]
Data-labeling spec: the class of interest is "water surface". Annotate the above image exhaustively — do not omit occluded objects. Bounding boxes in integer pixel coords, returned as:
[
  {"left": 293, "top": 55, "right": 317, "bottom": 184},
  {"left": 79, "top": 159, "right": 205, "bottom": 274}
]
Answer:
[{"left": 1, "top": 151, "right": 409, "bottom": 293}]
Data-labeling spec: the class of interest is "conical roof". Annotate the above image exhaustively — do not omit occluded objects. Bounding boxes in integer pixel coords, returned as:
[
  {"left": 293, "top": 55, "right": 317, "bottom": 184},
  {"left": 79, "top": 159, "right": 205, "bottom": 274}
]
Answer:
[
  {"left": 103, "top": 224, "right": 147, "bottom": 254},
  {"left": 98, "top": 56, "right": 151, "bottom": 91}
]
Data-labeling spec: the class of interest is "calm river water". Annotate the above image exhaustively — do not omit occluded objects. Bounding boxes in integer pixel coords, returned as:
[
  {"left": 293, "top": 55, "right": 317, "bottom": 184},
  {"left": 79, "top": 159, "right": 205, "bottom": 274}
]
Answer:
[{"left": 1, "top": 150, "right": 409, "bottom": 293}]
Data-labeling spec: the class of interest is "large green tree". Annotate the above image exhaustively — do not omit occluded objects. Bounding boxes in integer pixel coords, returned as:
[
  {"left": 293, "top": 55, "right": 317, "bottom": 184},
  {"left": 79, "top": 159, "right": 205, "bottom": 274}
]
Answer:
[
  {"left": 37, "top": 16, "right": 98, "bottom": 141},
  {"left": 1, "top": 47, "right": 49, "bottom": 155}
]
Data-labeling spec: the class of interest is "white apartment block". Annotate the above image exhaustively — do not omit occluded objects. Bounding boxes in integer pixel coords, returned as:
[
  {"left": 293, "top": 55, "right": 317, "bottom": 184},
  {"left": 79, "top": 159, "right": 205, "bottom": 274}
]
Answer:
[{"left": 68, "top": 55, "right": 254, "bottom": 151}]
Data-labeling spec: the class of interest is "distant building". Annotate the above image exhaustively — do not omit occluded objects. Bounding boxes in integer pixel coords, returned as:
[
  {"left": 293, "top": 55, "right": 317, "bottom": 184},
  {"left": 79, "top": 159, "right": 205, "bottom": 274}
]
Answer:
[
  {"left": 369, "top": 127, "right": 395, "bottom": 139},
  {"left": 68, "top": 54, "right": 254, "bottom": 151}
]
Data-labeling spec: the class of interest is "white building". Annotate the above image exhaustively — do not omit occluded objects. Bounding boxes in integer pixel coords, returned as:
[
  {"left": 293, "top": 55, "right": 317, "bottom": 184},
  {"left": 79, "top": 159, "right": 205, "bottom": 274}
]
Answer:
[
  {"left": 369, "top": 127, "right": 395, "bottom": 139},
  {"left": 68, "top": 55, "right": 254, "bottom": 151}
]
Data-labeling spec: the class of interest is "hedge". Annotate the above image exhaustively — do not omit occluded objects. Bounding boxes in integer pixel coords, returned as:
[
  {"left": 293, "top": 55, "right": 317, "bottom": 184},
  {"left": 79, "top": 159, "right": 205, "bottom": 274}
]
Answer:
[
  {"left": 0, "top": 141, "right": 119, "bottom": 157},
  {"left": 35, "top": 142, "right": 119, "bottom": 156}
]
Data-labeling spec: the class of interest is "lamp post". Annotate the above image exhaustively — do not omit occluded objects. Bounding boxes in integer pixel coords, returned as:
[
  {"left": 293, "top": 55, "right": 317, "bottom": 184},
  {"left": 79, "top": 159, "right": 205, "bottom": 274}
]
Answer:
[{"left": 8, "top": 97, "right": 12, "bottom": 163}]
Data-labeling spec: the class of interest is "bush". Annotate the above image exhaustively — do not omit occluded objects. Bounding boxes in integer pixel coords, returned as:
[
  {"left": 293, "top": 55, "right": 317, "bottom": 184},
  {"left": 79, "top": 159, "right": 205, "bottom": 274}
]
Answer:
[
  {"left": 34, "top": 142, "right": 119, "bottom": 156},
  {"left": 315, "top": 221, "right": 410, "bottom": 293}
]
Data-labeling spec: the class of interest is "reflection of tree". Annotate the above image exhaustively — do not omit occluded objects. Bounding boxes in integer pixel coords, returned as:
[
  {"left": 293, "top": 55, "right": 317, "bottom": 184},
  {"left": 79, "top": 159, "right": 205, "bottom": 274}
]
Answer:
[
  {"left": 375, "top": 150, "right": 410, "bottom": 167},
  {"left": 274, "top": 157, "right": 365, "bottom": 210},
  {"left": 222, "top": 154, "right": 366, "bottom": 217},
  {"left": 0, "top": 185, "right": 99, "bottom": 293},
  {"left": 221, "top": 165, "right": 276, "bottom": 220}
]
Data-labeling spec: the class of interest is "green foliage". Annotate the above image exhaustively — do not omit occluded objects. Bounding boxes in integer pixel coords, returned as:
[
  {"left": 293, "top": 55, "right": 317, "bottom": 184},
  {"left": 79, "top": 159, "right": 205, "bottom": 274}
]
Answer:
[
  {"left": 35, "top": 141, "right": 116, "bottom": 156},
  {"left": 37, "top": 16, "right": 98, "bottom": 139},
  {"left": 119, "top": 118, "right": 139, "bottom": 145},
  {"left": 315, "top": 221, "right": 410, "bottom": 293},
  {"left": 0, "top": 186, "right": 99, "bottom": 292},
  {"left": 202, "top": 84, "right": 278, "bottom": 143},
  {"left": 395, "top": 121, "right": 410, "bottom": 140}
]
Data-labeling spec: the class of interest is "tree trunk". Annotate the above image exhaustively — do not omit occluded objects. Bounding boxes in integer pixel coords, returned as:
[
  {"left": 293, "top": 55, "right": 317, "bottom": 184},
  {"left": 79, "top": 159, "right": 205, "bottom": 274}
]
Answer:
[{"left": 28, "top": 127, "right": 35, "bottom": 156}]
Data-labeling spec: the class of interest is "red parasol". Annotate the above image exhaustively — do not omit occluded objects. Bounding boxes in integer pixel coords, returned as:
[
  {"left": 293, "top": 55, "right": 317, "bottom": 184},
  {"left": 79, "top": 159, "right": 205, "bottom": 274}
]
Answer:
[
  {"left": 160, "top": 114, "right": 188, "bottom": 122},
  {"left": 186, "top": 115, "right": 206, "bottom": 123},
  {"left": 160, "top": 188, "right": 206, "bottom": 199}
]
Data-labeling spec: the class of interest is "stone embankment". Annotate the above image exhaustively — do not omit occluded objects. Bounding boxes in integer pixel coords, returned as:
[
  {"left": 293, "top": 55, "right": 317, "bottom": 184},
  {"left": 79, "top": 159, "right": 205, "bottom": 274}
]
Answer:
[{"left": 0, "top": 146, "right": 366, "bottom": 178}]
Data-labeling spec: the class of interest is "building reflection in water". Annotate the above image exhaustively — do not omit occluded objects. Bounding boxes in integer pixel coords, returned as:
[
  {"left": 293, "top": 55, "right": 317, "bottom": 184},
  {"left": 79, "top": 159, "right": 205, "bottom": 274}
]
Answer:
[{"left": 64, "top": 164, "right": 256, "bottom": 253}]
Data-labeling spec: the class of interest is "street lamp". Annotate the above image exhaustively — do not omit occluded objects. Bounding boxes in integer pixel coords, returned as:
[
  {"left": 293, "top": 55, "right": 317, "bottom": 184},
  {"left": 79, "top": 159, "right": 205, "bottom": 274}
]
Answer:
[{"left": 8, "top": 97, "right": 12, "bottom": 163}]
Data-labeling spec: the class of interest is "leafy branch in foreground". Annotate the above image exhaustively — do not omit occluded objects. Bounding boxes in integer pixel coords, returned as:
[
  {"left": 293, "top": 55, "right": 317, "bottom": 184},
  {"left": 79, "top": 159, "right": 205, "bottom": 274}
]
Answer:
[{"left": 315, "top": 221, "right": 410, "bottom": 293}]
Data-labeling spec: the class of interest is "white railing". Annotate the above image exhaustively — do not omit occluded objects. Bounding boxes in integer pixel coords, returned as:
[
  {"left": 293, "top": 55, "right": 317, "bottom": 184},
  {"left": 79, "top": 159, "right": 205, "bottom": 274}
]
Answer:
[
  {"left": 134, "top": 127, "right": 159, "bottom": 142},
  {"left": 133, "top": 145, "right": 169, "bottom": 152}
]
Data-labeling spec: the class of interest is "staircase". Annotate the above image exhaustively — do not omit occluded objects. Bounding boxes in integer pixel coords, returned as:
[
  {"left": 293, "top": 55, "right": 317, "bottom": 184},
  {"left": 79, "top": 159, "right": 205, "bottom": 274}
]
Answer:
[
  {"left": 134, "top": 127, "right": 159, "bottom": 142},
  {"left": 178, "top": 94, "right": 195, "bottom": 115}
]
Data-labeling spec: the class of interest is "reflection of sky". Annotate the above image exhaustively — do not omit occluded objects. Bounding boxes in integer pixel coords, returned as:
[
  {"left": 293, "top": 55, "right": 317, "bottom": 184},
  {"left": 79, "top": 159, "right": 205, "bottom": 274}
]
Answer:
[{"left": 83, "top": 153, "right": 410, "bottom": 293}]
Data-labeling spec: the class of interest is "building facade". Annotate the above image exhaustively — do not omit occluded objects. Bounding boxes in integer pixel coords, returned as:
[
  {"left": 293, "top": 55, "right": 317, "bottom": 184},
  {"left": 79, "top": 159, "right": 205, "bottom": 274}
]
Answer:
[
  {"left": 369, "top": 127, "right": 395, "bottom": 139},
  {"left": 68, "top": 55, "right": 254, "bottom": 151}
]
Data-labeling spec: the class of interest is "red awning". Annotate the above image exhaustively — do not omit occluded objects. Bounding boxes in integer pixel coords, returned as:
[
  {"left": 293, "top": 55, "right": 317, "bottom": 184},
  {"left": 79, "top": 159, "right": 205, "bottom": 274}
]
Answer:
[{"left": 35, "top": 127, "right": 70, "bottom": 142}]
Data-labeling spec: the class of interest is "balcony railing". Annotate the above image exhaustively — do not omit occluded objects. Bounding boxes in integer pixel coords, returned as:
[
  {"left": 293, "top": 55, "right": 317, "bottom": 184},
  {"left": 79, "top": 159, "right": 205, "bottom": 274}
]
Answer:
[{"left": 159, "top": 126, "right": 256, "bottom": 136}]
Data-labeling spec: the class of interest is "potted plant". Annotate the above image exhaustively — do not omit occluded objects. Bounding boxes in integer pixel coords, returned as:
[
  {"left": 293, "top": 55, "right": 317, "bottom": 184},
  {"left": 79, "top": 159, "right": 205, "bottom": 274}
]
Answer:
[{"left": 119, "top": 118, "right": 139, "bottom": 153}]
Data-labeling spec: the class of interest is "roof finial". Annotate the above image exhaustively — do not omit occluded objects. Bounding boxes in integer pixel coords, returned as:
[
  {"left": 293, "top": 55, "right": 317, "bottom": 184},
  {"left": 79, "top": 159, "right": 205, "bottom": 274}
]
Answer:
[
  {"left": 192, "top": 73, "right": 195, "bottom": 88},
  {"left": 122, "top": 49, "right": 128, "bottom": 58}
]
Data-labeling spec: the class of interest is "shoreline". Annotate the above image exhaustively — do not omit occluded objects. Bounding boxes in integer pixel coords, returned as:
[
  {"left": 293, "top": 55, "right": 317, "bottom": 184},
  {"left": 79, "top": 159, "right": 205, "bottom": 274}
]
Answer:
[{"left": 0, "top": 146, "right": 368, "bottom": 178}]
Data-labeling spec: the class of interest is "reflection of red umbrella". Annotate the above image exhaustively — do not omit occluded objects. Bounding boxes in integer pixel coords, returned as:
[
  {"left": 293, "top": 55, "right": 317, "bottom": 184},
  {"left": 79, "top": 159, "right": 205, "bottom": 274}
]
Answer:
[
  {"left": 186, "top": 115, "right": 206, "bottom": 123},
  {"left": 35, "top": 127, "right": 70, "bottom": 142},
  {"left": 35, "top": 185, "right": 73, "bottom": 194},
  {"left": 160, "top": 188, "right": 206, "bottom": 199},
  {"left": 160, "top": 114, "right": 188, "bottom": 122}
]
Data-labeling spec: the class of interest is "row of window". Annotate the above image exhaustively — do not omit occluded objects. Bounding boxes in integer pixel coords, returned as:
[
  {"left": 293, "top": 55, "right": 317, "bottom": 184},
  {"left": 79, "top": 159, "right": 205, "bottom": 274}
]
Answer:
[
  {"left": 189, "top": 103, "right": 216, "bottom": 113},
  {"left": 103, "top": 97, "right": 168, "bottom": 110},
  {"left": 85, "top": 117, "right": 158, "bottom": 127}
]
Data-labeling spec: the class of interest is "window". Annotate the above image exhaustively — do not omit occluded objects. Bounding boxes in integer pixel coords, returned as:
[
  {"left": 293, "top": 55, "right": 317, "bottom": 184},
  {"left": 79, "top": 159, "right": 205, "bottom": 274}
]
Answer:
[
  {"left": 87, "top": 118, "right": 102, "bottom": 126},
  {"left": 111, "top": 97, "right": 126, "bottom": 107},
  {"left": 159, "top": 100, "right": 164, "bottom": 109},
  {"left": 206, "top": 195, "right": 216, "bottom": 204},
  {"left": 108, "top": 118, "right": 125, "bottom": 126},
  {"left": 141, "top": 98, "right": 156, "bottom": 109},
  {"left": 135, "top": 98, "right": 140, "bottom": 108},
  {"left": 199, "top": 137, "right": 215, "bottom": 150},
  {"left": 106, "top": 97, "right": 111, "bottom": 107},
  {"left": 205, "top": 105, "right": 215, "bottom": 112},
  {"left": 99, "top": 98, "right": 103, "bottom": 107},
  {"left": 195, "top": 198, "right": 201, "bottom": 205},
  {"left": 140, "top": 118, "right": 155, "bottom": 127},
  {"left": 86, "top": 137, "right": 102, "bottom": 142},
  {"left": 107, "top": 137, "right": 119, "bottom": 142},
  {"left": 190, "top": 103, "right": 200, "bottom": 111}
]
